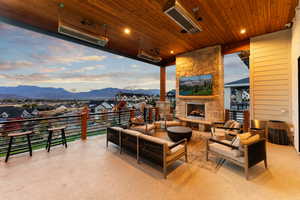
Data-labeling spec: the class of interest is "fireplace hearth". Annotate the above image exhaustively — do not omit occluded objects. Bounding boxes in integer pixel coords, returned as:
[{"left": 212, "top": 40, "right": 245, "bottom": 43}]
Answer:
[{"left": 186, "top": 103, "right": 205, "bottom": 119}]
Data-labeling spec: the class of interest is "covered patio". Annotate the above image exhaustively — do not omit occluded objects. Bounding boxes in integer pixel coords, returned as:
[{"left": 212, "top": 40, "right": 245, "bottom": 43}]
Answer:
[
  {"left": 1, "top": 0, "right": 300, "bottom": 199},
  {"left": 1, "top": 133, "right": 300, "bottom": 200}
]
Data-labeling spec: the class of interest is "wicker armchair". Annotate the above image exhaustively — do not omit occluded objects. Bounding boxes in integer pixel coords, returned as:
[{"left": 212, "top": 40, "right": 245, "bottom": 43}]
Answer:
[
  {"left": 211, "top": 120, "right": 242, "bottom": 140},
  {"left": 206, "top": 134, "right": 267, "bottom": 180}
]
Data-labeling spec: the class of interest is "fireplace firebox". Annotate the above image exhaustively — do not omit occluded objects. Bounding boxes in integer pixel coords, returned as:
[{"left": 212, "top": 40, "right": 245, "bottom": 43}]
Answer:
[{"left": 186, "top": 103, "right": 205, "bottom": 119}]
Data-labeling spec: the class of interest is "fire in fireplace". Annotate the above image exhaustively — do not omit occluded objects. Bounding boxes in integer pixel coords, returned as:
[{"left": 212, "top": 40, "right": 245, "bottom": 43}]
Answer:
[{"left": 186, "top": 103, "right": 205, "bottom": 119}]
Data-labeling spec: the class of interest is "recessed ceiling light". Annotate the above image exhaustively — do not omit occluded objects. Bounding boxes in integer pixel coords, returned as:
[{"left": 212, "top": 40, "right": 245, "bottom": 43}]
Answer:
[
  {"left": 240, "top": 29, "right": 246, "bottom": 34},
  {"left": 124, "top": 28, "right": 131, "bottom": 34},
  {"left": 170, "top": 50, "right": 174, "bottom": 54}
]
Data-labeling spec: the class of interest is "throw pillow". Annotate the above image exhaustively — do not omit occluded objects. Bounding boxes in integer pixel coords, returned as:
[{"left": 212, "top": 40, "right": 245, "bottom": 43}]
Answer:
[
  {"left": 229, "top": 121, "right": 238, "bottom": 129},
  {"left": 131, "top": 116, "right": 144, "bottom": 124},
  {"left": 240, "top": 134, "right": 260, "bottom": 145},
  {"left": 232, "top": 122, "right": 241, "bottom": 129},
  {"left": 232, "top": 136, "right": 240, "bottom": 147},
  {"left": 239, "top": 132, "right": 252, "bottom": 140},
  {"left": 224, "top": 120, "right": 234, "bottom": 128}
]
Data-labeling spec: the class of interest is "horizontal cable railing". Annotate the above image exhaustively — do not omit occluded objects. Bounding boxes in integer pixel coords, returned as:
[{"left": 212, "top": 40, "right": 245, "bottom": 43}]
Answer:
[
  {"left": 0, "top": 110, "right": 133, "bottom": 157},
  {"left": 230, "top": 102, "right": 249, "bottom": 111},
  {"left": 227, "top": 110, "right": 246, "bottom": 123}
]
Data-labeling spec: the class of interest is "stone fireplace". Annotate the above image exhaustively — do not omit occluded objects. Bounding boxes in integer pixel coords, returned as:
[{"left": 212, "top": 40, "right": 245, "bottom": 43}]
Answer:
[
  {"left": 186, "top": 103, "right": 205, "bottom": 119},
  {"left": 175, "top": 45, "right": 224, "bottom": 122}
]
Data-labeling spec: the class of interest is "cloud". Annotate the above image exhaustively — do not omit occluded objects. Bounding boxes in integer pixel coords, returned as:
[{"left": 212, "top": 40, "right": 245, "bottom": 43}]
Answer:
[
  {"left": 69, "top": 65, "right": 105, "bottom": 73},
  {"left": 0, "top": 61, "right": 33, "bottom": 71},
  {"left": 224, "top": 53, "right": 249, "bottom": 83},
  {"left": 0, "top": 23, "right": 16, "bottom": 31},
  {"left": 40, "top": 67, "right": 66, "bottom": 73},
  {"left": 113, "top": 55, "right": 125, "bottom": 59},
  {"left": 56, "top": 55, "right": 106, "bottom": 64},
  {"left": 31, "top": 54, "right": 107, "bottom": 65},
  {"left": 131, "top": 64, "right": 139, "bottom": 68},
  {"left": 1, "top": 73, "right": 48, "bottom": 82}
]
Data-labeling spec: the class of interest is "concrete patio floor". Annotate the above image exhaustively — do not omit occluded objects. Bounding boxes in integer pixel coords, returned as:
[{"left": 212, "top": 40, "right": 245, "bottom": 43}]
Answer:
[{"left": 0, "top": 132, "right": 300, "bottom": 200}]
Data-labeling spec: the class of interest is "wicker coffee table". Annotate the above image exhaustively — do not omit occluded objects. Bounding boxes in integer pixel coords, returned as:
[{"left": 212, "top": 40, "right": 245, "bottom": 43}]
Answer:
[{"left": 167, "top": 126, "right": 192, "bottom": 142}]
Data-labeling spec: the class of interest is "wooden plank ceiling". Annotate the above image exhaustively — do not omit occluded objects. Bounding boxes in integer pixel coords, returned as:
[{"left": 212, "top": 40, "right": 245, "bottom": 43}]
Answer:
[{"left": 0, "top": 0, "right": 298, "bottom": 66}]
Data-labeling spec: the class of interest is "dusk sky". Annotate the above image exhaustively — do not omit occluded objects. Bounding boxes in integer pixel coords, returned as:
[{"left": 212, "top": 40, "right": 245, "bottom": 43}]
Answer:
[{"left": 0, "top": 22, "right": 247, "bottom": 92}]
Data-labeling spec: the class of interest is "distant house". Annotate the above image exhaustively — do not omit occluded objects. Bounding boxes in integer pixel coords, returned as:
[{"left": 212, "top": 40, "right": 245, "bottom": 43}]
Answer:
[
  {"left": 31, "top": 108, "right": 39, "bottom": 116},
  {"left": 94, "top": 104, "right": 109, "bottom": 120},
  {"left": 55, "top": 105, "right": 68, "bottom": 113},
  {"left": 21, "top": 110, "right": 32, "bottom": 118},
  {"left": 36, "top": 104, "right": 55, "bottom": 111},
  {"left": 121, "top": 96, "right": 128, "bottom": 101},
  {"left": 56, "top": 105, "right": 67, "bottom": 110},
  {"left": 224, "top": 78, "right": 249, "bottom": 110},
  {"left": 127, "top": 103, "right": 133, "bottom": 109},
  {"left": 0, "top": 112, "right": 9, "bottom": 119},
  {"left": 0, "top": 106, "right": 29, "bottom": 119},
  {"left": 131, "top": 95, "right": 138, "bottom": 102},
  {"left": 101, "top": 102, "right": 112, "bottom": 110},
  {"left": 95, "top": 105, "right": 106, "bottom": 113}
]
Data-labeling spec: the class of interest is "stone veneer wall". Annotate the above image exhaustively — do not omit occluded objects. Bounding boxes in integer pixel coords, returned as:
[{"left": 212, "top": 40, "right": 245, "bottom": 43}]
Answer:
[{"left": 175, "top": 45, "right": 224, "bottom": 122}]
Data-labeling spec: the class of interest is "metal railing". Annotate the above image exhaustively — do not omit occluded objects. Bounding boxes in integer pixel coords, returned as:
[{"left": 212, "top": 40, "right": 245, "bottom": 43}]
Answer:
[
  {"left": 0, "top": 110, "right": 133, "bottom": 157},
  {"left": 230, "top": 102, "right": 249, "bottom": 111},
  {"left": 226, "top": 109, "right": 248, "bottom": 124}
]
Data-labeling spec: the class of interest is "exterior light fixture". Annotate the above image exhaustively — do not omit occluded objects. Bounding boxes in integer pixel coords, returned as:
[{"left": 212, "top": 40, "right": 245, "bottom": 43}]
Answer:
[{"left": 124, "top": 28, "right": 131, "bottom": 34}]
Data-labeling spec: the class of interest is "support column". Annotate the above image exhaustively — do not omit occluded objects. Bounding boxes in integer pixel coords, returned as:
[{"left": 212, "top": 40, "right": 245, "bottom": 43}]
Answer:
[
  {"left": 160, "top": 66, "right": 166, "bottom": 101},
  {"left": 81, "top": 106, "right": 89, "bottom": 140}
]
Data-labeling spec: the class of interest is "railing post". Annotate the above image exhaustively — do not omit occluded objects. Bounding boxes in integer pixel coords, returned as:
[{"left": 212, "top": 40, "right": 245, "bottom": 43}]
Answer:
[
  {"left": 143, "top": 108, "right": 147, "bottom": 122},
  {"left": 225, "top": 109, "right": 230, "bottom": 121},
  {"left": 155, "top": 107, "right": 159, "bottom": 121},
  {"left": 243, "top": 110, "right": 250, "bottom": 132},
  {"left": 149, "top": 108, "right": 153, "bottom": 122},
  {"left": 130, "top": 109, "right": 135, "bottom": 119},
  {"left": 81, "top": 106, "right": 89, "bottom": 140},
  {"left": 118, "top": 111, "right": 121, "bottom": 125}
]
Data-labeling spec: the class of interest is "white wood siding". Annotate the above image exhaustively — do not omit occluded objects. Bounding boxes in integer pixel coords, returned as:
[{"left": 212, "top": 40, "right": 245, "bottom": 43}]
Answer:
[{"left": 250, "top": 29, "right": 292, "bottom": 122}]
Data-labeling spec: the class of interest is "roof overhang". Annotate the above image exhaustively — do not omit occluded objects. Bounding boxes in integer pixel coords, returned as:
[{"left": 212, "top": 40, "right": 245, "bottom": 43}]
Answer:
[{"left": 0, "top": 0, "right": 298, "bottom": 67}]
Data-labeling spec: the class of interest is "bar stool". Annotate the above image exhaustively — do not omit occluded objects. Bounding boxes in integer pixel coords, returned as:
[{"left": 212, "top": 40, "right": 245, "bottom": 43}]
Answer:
[
  {"left": 46, "top": 126, "right": 67, "bottom": 152},
  {"left": 5, "top": 131, "right": 33, "bottom": 162}
]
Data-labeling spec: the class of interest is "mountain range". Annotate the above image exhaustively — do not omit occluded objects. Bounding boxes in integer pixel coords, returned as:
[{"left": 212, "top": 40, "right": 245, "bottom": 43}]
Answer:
[{"left": 0, "top": 86, "right": 160, "bottom": 100}]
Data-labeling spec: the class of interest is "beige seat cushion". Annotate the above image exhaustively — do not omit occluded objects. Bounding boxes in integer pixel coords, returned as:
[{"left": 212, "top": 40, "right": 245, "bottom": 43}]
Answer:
[
  {"left": 224, "top": 120, "right": 235, "bottom": 128},
  {"left": 212, "top": 128, "right": 226, "bottom": 140},
  {"left": 166, "top": 121, "right": 182, "bottom": 127},
  {"left": 214, "top": 128, "right": 226, "bottom": 136},
  {"left": 194, "top": 131, "right": 212, "bottom": 139},
  {"left": 139, "top": 134, "right": 174, "bottom": 147},
  {"left": 154, "top": 121, "right": 162, "bottom": 128},
  {"left": 209, "top": 142, "right": 244, "bottom": 163},
  {"left": 122, "top": 129, "right": 141, "bottom": 136},
  {"left": 131, "top": 124, "right": 155, "bottom": 134},
  {"left": 154, "top": 121, "right": 182, "bottom": 128},
  {"left": 110, "top": 127, "right": 123, "bottom": 131},
  {"left": 166, "top": 144, "right": 185, "bottom": 162}
]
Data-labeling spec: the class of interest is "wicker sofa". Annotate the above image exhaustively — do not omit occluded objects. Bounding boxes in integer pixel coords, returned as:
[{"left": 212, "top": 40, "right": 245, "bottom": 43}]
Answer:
[{"left": 107, "top": 127, "right": 188, "bottom": 178}]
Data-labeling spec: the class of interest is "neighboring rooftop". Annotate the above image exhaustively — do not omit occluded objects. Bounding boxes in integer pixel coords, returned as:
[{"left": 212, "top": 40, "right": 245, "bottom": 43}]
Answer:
[{"left": 225, "top": 78, "right": 249, "bottom": 87}]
